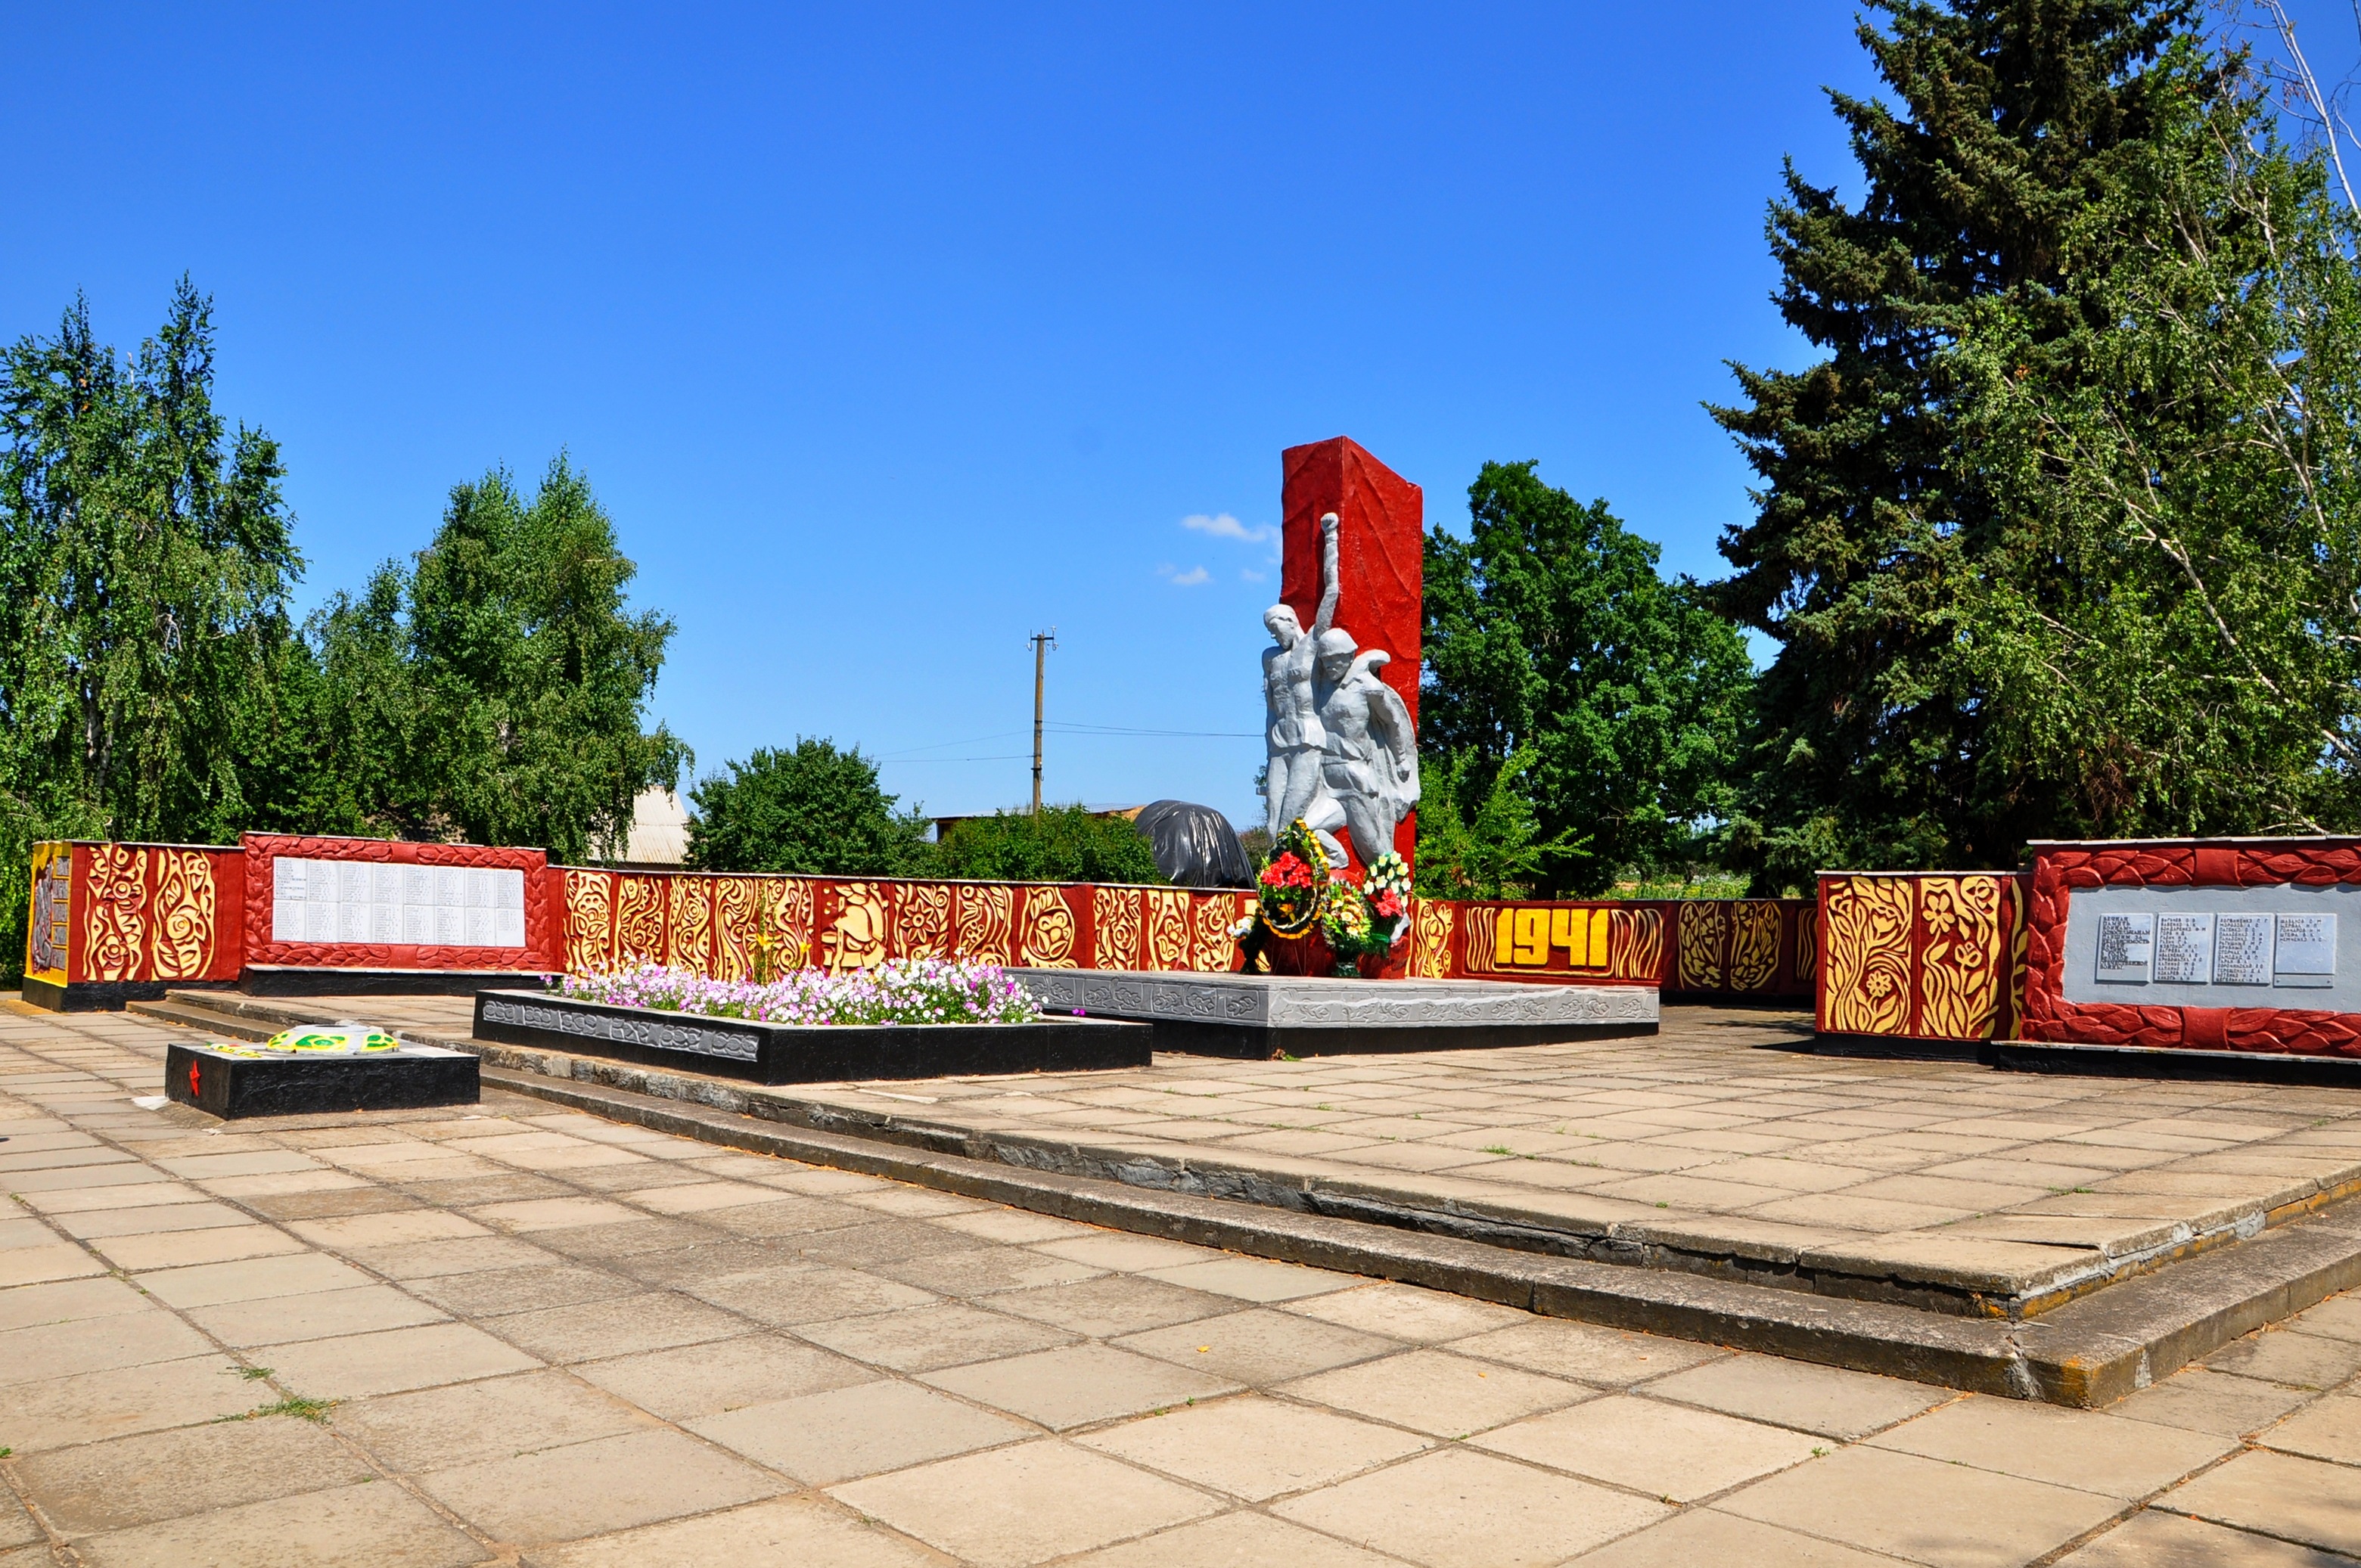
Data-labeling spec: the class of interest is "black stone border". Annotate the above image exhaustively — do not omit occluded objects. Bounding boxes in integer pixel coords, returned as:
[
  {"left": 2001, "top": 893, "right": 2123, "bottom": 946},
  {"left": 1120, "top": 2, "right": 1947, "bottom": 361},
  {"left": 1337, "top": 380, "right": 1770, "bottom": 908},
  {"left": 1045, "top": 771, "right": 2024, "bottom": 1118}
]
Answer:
[
  {"left": 23, "top": 976, "right": 233, "bottom": 1013},
  {"left": 1810, "top": 1031, "right": 1990, "bottom": 1063},
  {"left": 470, "top": 989, "right": 1151, "bottom": 1084},
  {"left": 1817, "top": 1032, "right": 2361, "bottom": 1087},
  {"left": 1993, "top": 1039, "right": 2361, "bottom": 1088}
]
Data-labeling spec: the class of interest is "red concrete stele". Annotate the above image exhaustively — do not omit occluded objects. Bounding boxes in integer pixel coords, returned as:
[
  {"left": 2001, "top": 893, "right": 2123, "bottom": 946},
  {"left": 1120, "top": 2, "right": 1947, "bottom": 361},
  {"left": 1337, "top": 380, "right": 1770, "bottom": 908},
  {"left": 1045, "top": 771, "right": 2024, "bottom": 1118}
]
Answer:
[{"left": 1280, "top": 436, "right": 1422, "bottom": 874}]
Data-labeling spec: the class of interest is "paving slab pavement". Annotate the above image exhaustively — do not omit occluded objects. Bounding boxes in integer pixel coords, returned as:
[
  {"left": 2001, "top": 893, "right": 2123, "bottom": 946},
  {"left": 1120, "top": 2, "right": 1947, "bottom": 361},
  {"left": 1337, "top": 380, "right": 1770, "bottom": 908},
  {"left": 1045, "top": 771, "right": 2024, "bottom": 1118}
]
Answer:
[
  {"left": 211, "top": 991, "right": 2361, "bottom": 1319},
  {"left": 0, "top": 1004, "right": 2359, "bottom": 1561}
]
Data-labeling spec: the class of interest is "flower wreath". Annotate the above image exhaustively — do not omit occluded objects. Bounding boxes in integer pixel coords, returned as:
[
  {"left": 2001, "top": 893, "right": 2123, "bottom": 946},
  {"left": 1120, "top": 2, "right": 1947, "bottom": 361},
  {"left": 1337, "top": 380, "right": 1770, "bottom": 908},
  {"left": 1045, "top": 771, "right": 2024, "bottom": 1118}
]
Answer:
[
  {"left": 1250, "top": 823, "right": 1415, "bottom": 977},
  {"left": 1323, "top": 849, "right": 1412, "bottom": 970},
  {"left": 1254, "top": 819, "right": 1328, "bottom": 938}
]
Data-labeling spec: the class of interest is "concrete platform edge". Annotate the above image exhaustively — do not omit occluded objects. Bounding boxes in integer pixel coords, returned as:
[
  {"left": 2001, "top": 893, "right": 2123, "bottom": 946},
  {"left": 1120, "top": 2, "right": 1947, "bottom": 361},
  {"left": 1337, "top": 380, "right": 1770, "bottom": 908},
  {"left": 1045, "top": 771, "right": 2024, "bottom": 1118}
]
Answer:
[
  {"left": 474, "top": 1062, "right": 2361, "bottom": 1408},
  {"left": 129, "top": 992, "right": 2361, "bottom": 1350}
]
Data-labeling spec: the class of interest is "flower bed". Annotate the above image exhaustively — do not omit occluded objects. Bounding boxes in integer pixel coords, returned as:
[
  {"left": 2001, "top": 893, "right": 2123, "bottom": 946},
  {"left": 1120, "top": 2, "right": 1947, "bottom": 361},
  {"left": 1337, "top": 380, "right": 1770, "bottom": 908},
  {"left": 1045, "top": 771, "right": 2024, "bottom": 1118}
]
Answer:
[
  {"left": 555, "top": 959, "right": 1041, "bottom": 1027},
  {"left": 475, "top": 961, "right": 1143, "bottom": 1085}
]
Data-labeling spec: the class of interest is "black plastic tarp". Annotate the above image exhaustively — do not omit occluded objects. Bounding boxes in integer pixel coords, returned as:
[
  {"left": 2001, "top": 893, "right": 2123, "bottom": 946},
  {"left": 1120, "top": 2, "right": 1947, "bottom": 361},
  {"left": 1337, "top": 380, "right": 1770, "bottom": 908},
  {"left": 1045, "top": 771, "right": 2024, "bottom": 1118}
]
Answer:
[{"left": 1132, "top": 800, "right": 1254, "bottom": 888}]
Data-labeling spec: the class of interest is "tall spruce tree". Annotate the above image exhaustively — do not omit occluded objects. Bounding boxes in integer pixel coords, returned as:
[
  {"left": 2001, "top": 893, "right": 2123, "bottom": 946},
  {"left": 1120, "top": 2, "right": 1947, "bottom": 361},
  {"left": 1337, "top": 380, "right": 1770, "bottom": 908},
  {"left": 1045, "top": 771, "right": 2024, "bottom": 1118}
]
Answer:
[
  {"left": 1942, "top": 49, "right": 2361, "bottom": 844},
  {"left": 1711, "top": 1, "right": 2223, "bottom": 883}
]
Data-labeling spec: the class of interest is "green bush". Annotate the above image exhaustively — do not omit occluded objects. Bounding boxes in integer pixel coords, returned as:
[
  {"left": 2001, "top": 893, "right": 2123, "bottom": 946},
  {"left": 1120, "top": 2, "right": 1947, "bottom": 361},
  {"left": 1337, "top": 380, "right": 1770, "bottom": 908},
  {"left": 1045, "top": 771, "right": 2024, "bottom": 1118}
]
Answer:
[
  {"left": 687, "top": 740, "right": 930, "bottom": 876},
  {"left": 933, "top": 804, "right": 1165, "bottom": 885},
  {"left": 1414, "top": 747, "right": 1583, "bottom": 900}
]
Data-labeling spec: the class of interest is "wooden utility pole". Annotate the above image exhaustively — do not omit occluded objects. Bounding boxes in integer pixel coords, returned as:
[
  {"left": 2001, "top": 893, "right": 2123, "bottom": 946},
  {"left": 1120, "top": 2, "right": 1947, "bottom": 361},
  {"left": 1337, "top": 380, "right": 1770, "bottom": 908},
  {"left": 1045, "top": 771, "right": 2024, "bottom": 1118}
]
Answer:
[{"left": 1030, "top": 629, "right": 1056, "bottom": 814}]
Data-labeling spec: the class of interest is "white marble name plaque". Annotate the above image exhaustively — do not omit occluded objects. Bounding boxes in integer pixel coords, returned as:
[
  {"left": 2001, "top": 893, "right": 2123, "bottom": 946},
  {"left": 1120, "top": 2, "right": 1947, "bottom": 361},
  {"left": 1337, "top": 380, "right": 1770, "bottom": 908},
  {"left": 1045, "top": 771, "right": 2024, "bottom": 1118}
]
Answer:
[
  {"left": 2094, "top": 912, "right": 2155, "bottom": 983},
  {"left": 272, "top": 857, "right": 526, "bottom": 948},
  {"left": 2276, "top": 914, "right": 2338, "bottom": 988},
  {"left": 2214, "top": 914, "right": 2272, "bottom": 986},
  {"left": 2064, "top": 886, "right": 2361, "bottom": 1009},
  {"left": 2154, "top": 913, "right": 2213, "bottom": 985}
]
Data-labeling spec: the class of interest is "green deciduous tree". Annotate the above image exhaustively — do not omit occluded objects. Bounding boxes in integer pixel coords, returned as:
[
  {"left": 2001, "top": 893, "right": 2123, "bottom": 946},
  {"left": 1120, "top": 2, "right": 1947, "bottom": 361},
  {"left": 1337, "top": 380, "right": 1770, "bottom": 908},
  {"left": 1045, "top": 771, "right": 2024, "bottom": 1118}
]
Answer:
[
  {"left": 0, "top": 281, "right": 301, "bottom": 844},
  {"left": 686, "top": 739, "right": 932, "bottom": 875},
  {"left": 1421, "top": 461, "right": 1752, "bottom": 897},
  {"left": 0, "top": 285, "right": 687, "bottom": 978},
  {"left": 410, "top": 461, "right": 687, "bottom": 860},
  {"left": 1710, "top": 0, "right": 2269, "bottom": 885},
  {"left": 0, "top": 281, "right": 303, "bottom": 971},
  {"left": 300, "top": 459, "right": 688, "bottom": 863},
  {"left": 933, "top": 804, "right": 1167, "bottom": 885}
]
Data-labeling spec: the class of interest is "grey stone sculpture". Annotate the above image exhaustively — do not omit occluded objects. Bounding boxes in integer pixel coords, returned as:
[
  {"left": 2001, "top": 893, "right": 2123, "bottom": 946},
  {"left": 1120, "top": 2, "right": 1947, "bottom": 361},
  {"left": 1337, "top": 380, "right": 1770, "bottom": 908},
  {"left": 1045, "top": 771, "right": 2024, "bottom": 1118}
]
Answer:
[
  {"left": 1312, "top": 632, "right": 1419, "bottom": 868},
  {"left": 1261, "top": 511, "right": 1340, "bottom": 847},
  {"left": 1260, "top": 511, "right": 1419, "bottom": 869}
]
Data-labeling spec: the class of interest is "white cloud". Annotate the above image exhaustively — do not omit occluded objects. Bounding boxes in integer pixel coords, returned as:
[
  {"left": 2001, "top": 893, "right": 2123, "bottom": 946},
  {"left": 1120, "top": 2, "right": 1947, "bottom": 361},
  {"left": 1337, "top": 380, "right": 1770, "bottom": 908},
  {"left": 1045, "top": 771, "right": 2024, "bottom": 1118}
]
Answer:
[
  {"left": 1240, "top": 567, "right": 1266, "bottom": 583},
  {"left": 1158, "top": 564, "right": 1211, "bottom": 587},
  {"left": 1182, "top": 511, "right": 1278, "bottom": 545}
]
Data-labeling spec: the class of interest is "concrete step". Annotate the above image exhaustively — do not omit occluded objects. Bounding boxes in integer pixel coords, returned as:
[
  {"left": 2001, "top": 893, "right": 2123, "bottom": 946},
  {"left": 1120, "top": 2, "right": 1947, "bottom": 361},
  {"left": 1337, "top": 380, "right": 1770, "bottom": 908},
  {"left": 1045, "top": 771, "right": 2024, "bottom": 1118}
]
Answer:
[
  {"left": 125, "top": 998, "right": 278, "bottom": 1042},
  {"left": 480, "top": 1060, "right": 2361, "bottom": 1408},
  {"left": 157, "top": 990, "right": 375, "bottom": 1032},
  {"left": 135, "top": 992, "right": 463, "bottom": 1048},
  {"left": 114, "top": 981, "right": 2361, "bottom": 1406}
]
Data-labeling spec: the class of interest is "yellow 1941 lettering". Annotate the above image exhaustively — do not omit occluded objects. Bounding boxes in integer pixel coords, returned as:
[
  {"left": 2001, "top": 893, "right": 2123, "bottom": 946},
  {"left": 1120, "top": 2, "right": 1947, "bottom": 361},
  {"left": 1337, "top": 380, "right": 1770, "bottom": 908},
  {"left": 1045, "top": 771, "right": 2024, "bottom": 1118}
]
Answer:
[{"left": 1493, "top": 906, "right": 1611, "bottom": 970}]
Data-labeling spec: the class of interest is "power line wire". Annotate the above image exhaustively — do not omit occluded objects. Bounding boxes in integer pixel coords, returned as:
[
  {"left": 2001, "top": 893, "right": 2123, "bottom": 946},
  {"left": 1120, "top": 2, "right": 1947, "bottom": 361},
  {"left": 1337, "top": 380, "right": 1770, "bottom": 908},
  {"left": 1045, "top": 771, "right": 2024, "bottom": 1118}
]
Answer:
[
  {"left": 1046, "top": 722, "right": 1259, "bottom": 738},
  {"left": 875, "top": 722, "right": 1257, "bottom": 759}
]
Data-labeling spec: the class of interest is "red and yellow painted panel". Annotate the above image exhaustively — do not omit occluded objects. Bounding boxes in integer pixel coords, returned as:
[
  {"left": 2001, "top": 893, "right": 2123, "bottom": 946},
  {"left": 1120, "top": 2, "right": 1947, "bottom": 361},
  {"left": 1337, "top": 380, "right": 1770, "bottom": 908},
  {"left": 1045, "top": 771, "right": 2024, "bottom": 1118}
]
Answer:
[
  {"left": 1439, "top": 897, "right": 1810, "bottom": 995},
  {"left": 1457, "top": 902, "right": 1659, "bottom": 984},
  {"left": 1652, "top": 899, "right": 1815, "bottom": 998},
  {"left": 22, "top": 840, "right": 245, "bottom": 992},
  {"left": 552, "top": 869, "right": 1257, "bottom": 980},
  {"left": 24, "top": 842, "right": 70, "bottom": 987},
  {"left": 1816, "top": 871, "right": 2027, "bottom": 1042}
]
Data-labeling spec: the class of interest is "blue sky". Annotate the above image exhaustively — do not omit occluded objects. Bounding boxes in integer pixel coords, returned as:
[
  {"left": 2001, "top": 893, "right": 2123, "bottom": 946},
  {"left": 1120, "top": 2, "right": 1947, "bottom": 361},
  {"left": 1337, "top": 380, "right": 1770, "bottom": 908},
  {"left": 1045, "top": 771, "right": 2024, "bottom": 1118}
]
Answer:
[{"left": 9, "top": 3, "right": 2338, "bottom": 834}]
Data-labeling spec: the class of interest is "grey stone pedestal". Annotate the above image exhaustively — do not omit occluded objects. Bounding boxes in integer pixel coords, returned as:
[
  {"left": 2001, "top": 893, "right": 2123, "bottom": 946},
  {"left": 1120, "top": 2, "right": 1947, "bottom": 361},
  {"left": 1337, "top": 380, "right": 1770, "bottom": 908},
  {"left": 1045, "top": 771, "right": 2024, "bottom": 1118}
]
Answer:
[{"left": 1011, "top": 969, "right": 1657, "bottom": 1058}]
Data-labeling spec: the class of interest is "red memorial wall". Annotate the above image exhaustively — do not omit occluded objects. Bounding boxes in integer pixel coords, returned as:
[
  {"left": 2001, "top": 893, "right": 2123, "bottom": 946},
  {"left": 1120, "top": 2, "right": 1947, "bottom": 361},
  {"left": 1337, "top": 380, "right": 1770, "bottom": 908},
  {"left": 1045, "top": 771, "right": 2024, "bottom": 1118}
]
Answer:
[
  {"left": 1280, "top": 436, "right": 1422, "bottom": 871},
  {"left": 26, "top": 834, "right": 1706, "bottom": 1006},
  {"left": 2021, "top": 838, "right": 2361, "bottom": 1057},
  {"left": 21, "top": 840, "right": 245, "bottom": 1008},
  {"left": 241, "top": 834, "right": 559, "bottom": 975}
]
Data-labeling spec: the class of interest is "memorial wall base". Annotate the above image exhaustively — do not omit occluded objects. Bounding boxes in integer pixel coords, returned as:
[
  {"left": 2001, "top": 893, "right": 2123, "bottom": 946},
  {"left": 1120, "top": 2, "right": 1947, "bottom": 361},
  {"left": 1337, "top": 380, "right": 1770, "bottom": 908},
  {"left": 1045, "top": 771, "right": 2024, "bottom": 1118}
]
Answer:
[
  {"left": 239, "top": 964, "right": 552, "bottom": 998},
  {"left": 23, "top": 975, "right": 235, "bottom": 1014}
]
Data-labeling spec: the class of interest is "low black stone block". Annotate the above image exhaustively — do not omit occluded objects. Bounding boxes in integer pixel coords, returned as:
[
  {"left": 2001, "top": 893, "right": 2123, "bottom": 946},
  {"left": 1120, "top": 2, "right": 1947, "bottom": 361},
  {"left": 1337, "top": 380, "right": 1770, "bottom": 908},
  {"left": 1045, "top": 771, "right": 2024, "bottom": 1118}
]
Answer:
[
  {"left": 472, "top": 990, "right": 1151, "bottom": 1083},
  {"left": 24, "top": 977, "right": 233, "bottom": 1013},
  {"left": 1147, "top": 1018, "right": 1664, "bottom": 1060},
  {"left": 166, "top": 1042, "right": 480, "bottom": 1118},
  {"left": 1993, "top": 1039, "right": 2361, "bottom": 1088}
]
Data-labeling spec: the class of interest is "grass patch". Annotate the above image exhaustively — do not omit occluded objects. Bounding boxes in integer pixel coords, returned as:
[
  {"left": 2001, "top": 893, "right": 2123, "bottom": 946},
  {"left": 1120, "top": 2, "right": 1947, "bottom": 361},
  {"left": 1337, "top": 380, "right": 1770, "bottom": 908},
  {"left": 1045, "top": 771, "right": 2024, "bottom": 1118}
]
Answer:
[
  {"left": 238, "top": 1366, "right": 274, "bottom": 1381},
  {"left": 222, "top": 1393, "right": 337, "bottom": 1425}
]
